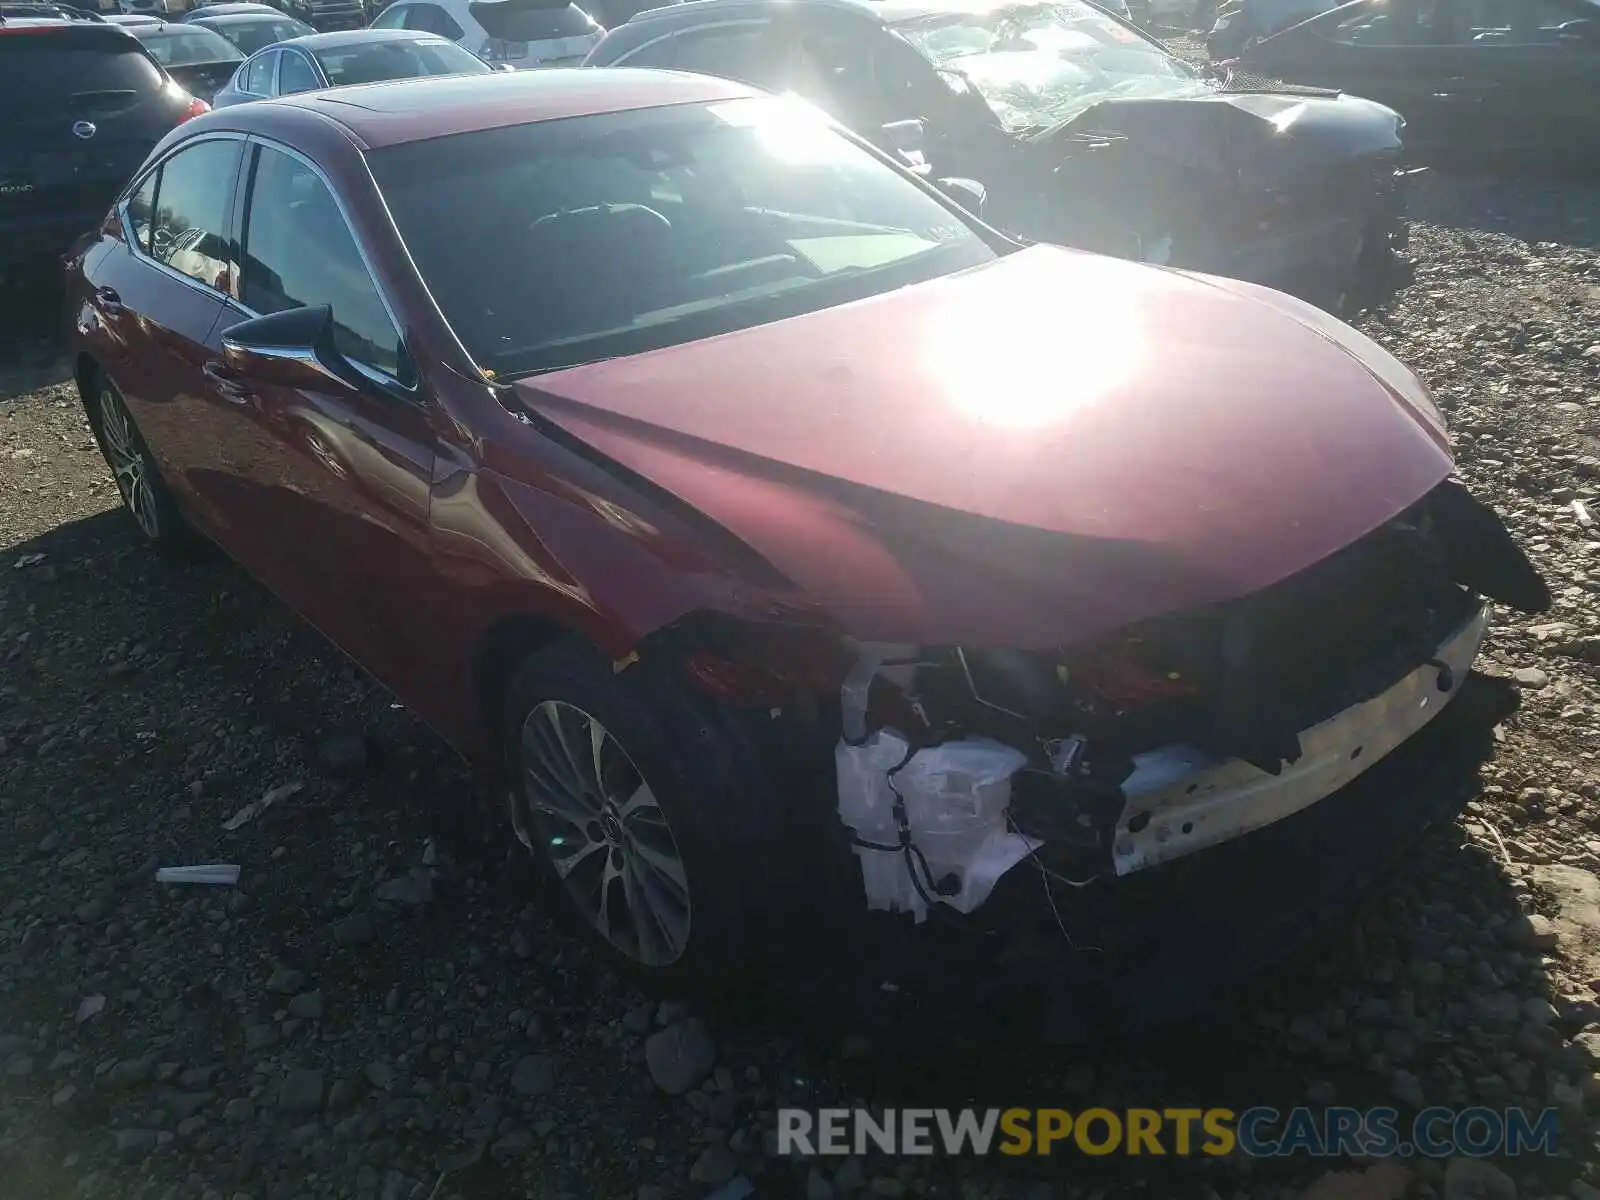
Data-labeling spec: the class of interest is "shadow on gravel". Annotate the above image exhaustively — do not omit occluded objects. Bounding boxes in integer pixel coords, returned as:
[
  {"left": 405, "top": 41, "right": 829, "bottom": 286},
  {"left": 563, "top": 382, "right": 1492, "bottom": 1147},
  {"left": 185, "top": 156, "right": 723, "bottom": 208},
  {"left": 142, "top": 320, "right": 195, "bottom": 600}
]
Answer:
[
  {"left": 1410, "top": 170, "right": 1600, "bottom": 251},
  {"left": 0, "top": 277, "right": 71, "bottom": 404},
  {"left": 0, "top": 523, "right": 1576, "bottom": 1195}
]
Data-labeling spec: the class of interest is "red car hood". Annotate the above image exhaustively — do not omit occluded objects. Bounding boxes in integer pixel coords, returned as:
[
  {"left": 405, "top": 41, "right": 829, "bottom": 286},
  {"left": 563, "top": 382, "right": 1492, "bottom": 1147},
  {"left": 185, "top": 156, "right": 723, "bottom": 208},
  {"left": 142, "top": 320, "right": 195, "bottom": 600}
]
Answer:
[{"left": 513, "top": 245, "right": 1453, "bottom": 648}]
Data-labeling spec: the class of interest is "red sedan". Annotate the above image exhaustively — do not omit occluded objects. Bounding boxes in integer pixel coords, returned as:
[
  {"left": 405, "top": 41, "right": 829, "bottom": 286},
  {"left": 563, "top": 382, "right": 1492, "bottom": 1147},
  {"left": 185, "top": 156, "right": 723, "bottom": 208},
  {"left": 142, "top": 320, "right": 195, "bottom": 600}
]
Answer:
[{"left": 64, "top": 69, "right": 1545, "bottom": 1025}]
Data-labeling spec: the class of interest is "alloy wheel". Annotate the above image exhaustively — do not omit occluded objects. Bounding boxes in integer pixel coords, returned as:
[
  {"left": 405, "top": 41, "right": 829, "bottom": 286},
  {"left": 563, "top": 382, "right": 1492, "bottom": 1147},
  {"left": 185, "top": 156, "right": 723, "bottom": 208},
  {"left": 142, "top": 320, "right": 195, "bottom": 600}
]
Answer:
[
  {"left": 515, "top": 700, "right": 692, "bottom": 967},
  {"left": 98, "top": 386, "right": 160, "bottom": 539}
]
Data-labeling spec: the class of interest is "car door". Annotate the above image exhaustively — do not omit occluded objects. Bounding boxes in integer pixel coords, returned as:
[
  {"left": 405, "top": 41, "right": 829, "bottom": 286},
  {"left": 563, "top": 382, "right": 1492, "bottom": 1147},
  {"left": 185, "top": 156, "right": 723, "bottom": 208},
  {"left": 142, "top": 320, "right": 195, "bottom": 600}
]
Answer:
[
  {"left": 1250, "top": 0, "right": 1482, "bottom": 142},
  {"left": 1441, "top": 0, "right": 1600, "bottom": 150},
  {"left": 206, "top": 139, "right": 440, "bottom": 678},
  {"left": 85, "top": 135, "right": 246, "bottom": 535}
]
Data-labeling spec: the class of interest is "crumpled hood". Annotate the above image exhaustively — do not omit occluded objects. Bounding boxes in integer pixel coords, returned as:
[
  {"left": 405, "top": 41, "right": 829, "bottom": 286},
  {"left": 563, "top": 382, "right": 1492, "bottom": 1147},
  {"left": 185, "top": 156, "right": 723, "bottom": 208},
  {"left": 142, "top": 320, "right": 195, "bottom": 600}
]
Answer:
[
  {"left": 513, "top": 245, "right": 1452, "bottom": 648},
  {"left": 1046, "top": 90, "right": 1405, "bottom": 186}
]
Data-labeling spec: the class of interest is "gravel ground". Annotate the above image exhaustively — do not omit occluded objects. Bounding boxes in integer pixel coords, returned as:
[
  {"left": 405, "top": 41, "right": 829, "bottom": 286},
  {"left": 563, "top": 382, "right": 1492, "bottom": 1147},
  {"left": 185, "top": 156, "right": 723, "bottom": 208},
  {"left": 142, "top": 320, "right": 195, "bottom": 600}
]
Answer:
[{"left": 2, "top": 170, "right": 1600, "bottom": 1200}]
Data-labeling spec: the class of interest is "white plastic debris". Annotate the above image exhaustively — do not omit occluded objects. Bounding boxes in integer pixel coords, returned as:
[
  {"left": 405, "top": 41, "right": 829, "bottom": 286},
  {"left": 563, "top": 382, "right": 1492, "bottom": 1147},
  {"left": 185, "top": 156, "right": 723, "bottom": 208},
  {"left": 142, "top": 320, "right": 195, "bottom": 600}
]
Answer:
[
  {"left": 835, "top": 729, "right": 1038, "bottom": 922},
  {"left": 1573, "top": 499, "right": 1594, "bottom": 528},
  {"left": 75, "top": 994, "right": 105, "bottom": 1024},
  {"left": 154, "top": 864, "right": 240, "bottom": 886},
  {"left": 222, "top": 781, "right": 302, "bottom": 831}
]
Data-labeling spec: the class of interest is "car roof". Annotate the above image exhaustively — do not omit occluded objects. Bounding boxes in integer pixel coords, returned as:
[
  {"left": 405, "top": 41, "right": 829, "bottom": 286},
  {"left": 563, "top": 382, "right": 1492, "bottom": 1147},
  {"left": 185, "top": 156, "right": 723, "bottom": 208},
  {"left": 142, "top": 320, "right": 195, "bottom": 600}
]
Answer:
[
  {"left": 190, "top": 2, "right": 279, "bottom": 13},
  {"left": 0, "top": 17, "right": 136, "bottom": 37},
  {"left": 274, "top": 26, "right": 461, "bottom": 50},
  {"left": 625, "top": 0, "right": 882, "bottom": 23},
  {"left": 624, "top": 0, "right": 1065, "bottom": 24},
  {"left": 252, "top": 66, "right": 760, "bottom": 148},
  {"left": 191, "top": 8, "right": 291, "bottom": 20}
]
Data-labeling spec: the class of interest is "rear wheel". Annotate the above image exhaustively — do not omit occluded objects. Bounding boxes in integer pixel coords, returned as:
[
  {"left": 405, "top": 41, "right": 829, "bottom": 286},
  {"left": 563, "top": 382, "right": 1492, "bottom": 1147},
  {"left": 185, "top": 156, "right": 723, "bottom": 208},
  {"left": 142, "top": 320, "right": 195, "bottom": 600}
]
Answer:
[
  {"left": 500, "top": 639, "right": 794, "bottom": 991},
  {"left": 89, "top": 374, "right": 196, "bottom": 553}
]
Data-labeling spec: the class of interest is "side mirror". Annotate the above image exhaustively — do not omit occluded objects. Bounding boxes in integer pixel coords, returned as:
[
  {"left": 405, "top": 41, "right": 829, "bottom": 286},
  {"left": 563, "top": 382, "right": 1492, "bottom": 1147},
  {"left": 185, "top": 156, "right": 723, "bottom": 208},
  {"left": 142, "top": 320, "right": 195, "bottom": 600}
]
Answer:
[
  {"left": 220, "top": 304, "right": 362, "bottom": 393},
  {"left": 935, "top": 175, "right": 987, "bottom": 216},
  {"left": 495, "top": 62, "right": 517, "bottom": 71}
]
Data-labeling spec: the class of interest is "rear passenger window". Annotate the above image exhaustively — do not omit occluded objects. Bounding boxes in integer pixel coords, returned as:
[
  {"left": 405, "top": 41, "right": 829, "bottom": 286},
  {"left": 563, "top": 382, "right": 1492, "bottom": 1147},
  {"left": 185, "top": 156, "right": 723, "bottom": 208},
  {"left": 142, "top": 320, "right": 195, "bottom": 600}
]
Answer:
[
  {"left": 146, "top": 138, "right": 242, "bottom": 292},
  {"left": 407, "top": 3, "right": 466, "bottom": 37},
  {"left": 245, "top": 48, "right": 276, "bottom": 93},
  {"left": 278, "top": 49, "right": 320, "bottom": 93},
  {"left": 240, "top": 145, "right": 405, "bottom": 380}
]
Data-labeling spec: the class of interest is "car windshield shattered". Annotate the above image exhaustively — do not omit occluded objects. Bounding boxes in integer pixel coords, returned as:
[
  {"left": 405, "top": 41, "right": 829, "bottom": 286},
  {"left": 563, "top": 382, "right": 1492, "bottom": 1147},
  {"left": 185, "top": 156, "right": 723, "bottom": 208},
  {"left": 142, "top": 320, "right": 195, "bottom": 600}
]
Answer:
[
  {"left": 893, "top": 0, "right": 1213, "bottom": 131},
  {"left": 367, "top": 94, "right": 998, "bottom": 378}
]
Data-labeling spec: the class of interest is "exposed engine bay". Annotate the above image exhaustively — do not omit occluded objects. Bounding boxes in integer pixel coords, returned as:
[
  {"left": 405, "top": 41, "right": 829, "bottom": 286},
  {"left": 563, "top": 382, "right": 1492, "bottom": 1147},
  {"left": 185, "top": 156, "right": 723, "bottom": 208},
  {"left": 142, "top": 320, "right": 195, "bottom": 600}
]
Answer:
[{"left": 826, "top": 478, "right": 1548, "bottom": 922}]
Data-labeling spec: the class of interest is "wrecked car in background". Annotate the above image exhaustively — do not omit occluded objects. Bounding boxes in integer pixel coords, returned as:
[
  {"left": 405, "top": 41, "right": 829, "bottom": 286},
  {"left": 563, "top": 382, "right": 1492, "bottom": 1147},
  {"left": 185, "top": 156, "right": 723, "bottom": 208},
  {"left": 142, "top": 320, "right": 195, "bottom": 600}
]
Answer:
[
  {"left": 586, "top": 0, "right": 1412, "bottom": 310},
  {"left": 1205, "top": 0, "right": 1334, "bottom": 58},
  {"left": 66, "top": 70, "right": 1547, "bottom": 1034},
  {"left": 1226, "top": 0, "right": 1600, "bottom": 156}
]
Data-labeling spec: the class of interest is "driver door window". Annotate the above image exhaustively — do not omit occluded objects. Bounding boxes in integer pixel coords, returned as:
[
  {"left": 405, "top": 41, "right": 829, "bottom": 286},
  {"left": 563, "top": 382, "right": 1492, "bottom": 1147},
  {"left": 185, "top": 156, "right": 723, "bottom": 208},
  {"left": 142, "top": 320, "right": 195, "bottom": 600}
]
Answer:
[
  {"left": 278, "top": 50, "right": 321, "bottom": 94},
  {"left": 369, "top": 2, "right": 409, "bottom": 25},
  {"left": 239, "top": 145, "right": 404, "bottom": 380}
]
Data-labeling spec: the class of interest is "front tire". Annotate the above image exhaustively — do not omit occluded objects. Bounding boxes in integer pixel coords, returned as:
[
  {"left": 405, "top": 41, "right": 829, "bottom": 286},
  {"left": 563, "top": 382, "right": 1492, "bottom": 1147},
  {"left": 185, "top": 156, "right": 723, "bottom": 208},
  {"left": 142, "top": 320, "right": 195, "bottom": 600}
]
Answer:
[{"left": 500, "top": 639, "right": 791, "bottom": 992}]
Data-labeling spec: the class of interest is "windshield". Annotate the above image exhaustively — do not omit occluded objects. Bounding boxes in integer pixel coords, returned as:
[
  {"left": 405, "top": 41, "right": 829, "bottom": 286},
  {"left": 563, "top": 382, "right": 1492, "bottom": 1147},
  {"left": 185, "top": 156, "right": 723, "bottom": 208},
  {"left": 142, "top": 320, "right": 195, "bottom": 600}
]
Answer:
[
  {"left": 312, "top": 37, "right": 491, "bottom": 84},
  {"left": 134, "top": 25, "right": 245, "bottom": 65},
  {"left": 367, "top": 95, "right": 997, "bottom": 378},
  {"left": 205, "top": 15, "right": 315, "bottom": 52},
  {"left": 894, "top": 0, "right": 1209, "bottom": 131}
]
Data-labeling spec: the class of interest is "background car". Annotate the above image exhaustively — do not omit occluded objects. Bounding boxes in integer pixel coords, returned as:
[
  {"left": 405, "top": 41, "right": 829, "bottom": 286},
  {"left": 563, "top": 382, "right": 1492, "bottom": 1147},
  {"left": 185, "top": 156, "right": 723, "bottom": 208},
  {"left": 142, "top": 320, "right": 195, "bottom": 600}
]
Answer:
[
  {"left": 1, "top": 9, "right": 209, "bottom": 283},
  {"left": 107, "top": 9, "right": 166, "bottom": 21},
  {"left": 185, "top": 5, "right": 314, "bottom": 48},
  {"left": 584, "top": 0, "right": 1411, "bottom": 311},
  {"left": 187, "top": 0, "right": 363, "bottom": 28},
  {"left": 180, "top": 1, "right": 281, "bottom": 20},
  {"left": 211, "top": 26, "right": 489, "bottom": 102},
  {"left": 1204, "top": 0, "right": 1336, "bottom": 57},
  {"left": 122, "top": 18, "right": 245, "bottom": 97},
  {"left": 367, "top": 0, "right": 602, "bottom": 68},
  {"left": 119, "top": 0, "right": 190, "bottom": 18},
  {"left": 62, "top": 71, "right": 1545, "bottom": 1011},
  {"left": 1230, "top": 0, "right": 1600, "bottom": 156}
]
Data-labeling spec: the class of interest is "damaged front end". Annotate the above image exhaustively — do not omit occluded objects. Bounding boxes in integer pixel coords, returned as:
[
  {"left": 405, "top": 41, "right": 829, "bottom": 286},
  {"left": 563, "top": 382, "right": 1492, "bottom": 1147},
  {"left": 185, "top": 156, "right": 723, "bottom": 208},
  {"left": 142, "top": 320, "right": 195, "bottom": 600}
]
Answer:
[{"left": 825, "top": 478, "right": 1546, "bottom": 934}]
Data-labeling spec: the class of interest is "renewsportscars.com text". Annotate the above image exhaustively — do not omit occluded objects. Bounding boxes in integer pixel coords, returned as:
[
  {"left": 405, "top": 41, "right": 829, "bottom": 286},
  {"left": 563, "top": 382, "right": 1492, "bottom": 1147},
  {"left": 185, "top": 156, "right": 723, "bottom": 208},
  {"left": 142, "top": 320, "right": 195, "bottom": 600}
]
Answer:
[{"left": 776, "top": 1106, "right": 1561, "bottom": 1159}]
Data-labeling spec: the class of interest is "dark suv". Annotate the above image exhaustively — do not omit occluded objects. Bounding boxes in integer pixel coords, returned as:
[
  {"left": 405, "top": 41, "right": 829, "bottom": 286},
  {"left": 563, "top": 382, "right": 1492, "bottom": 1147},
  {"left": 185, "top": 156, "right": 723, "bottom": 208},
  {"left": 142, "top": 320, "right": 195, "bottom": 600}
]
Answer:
[{"left": 0, "top": 8, "right": 209, "bottom": 281}]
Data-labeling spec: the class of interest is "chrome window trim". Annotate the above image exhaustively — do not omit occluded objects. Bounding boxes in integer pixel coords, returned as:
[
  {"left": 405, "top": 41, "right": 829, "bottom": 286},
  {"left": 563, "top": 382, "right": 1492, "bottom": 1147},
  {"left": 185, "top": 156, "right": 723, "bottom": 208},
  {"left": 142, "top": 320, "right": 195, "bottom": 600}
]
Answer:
[
  {"left": 608, "top": 17, "right": 773, "bottom": 65},
  {"left": 116, "top": 132, "right": 248, "bottom": 304},
  {"left": 232, "top": 135, "right": 419, "bottom": 399}
]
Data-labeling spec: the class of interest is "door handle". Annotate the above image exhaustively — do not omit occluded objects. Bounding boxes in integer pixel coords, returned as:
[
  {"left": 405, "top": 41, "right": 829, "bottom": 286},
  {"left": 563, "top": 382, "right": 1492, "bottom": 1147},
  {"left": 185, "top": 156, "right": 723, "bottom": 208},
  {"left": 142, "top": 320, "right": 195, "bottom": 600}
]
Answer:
[
  {"left": 95, "top": 285, "right": 123, "bottom": 314},
  {"left": 202, "top": 359, "right": 254, "bottom": 403}
]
